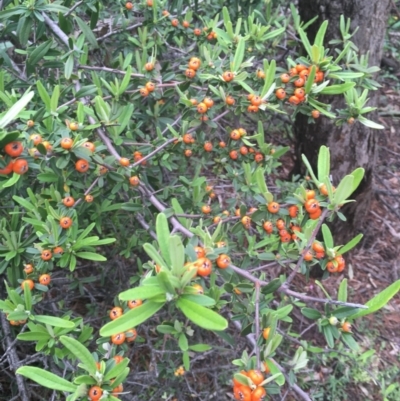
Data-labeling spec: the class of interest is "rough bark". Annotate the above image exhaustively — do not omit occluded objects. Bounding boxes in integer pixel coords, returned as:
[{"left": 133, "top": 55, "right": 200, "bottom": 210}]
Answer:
[{"left": 295, "top": 0, "right": 391, "bottom": 243}]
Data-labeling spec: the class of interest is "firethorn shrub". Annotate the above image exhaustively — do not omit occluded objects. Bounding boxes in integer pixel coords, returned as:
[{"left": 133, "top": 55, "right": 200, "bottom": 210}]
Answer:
[{"left": 0, "top": 2, "right": 397, "bottom": 401}]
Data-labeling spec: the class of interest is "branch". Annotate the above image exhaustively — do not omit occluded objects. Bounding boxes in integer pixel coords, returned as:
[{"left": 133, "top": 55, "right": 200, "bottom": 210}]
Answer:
[
  {"left": 42, "top": 13, "right": 70, "bottom": 47},
  {"left": 281, "top": 287, "right": 368, "bottom": 309},
  {"left": 78, "top": 64, "right": 144, "bottom": 78}
]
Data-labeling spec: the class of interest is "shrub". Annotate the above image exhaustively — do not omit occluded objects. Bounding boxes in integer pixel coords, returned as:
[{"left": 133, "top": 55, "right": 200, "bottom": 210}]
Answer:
[{"left": 0, "top": 1, "right": 398, "bottom": 400}]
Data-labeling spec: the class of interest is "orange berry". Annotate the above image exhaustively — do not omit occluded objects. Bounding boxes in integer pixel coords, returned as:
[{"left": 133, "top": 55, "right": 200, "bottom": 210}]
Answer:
[
  {"left": 197, "top": 102, "right": 208, "bottom": 114},
  {"left": 280, "top": 73, "right": 290, "bottom": 83},
  {"left": 185, "top": 68, "right": 196, "bottom": 79},
  {"left": 129, "top": 176, "right": 140, "bottom": 186},
  {"left": 216, "top": 254, "right": 230, "bottom": 269},
  {"left": 341, "top": 321, "right": 352, "bottom": 332},
  {"left": 119, "top": 157, "right": 130, "bottom": 167},
  {"left": 311, "top": 110, "right": 320, "bottom": 119},
  {"left": 203, "top": 141, "right": 213, "bottom": 152},
  {"left": 275, "top": 88, "right": 286, "bottom": 100},
  {"left": 247, "top": 369, "right": 264, "bottom": 386},
  {"left": 21, "top": 279, "right": 34, "bottom": 291},
  {"left": 267, "top": 202, "right": 280, "bottom": 214},
  {"left": 222, "top": 71, "right": 234, "bottom": 82},
  {"left": 201, "top": 205, "right": 211, "bottom": 214},
  {"left": 39, "top": 274, "right": 51, "bottom": 286},
  {"left": 110, "top": 307, "right": 123, "bottom": 320}
]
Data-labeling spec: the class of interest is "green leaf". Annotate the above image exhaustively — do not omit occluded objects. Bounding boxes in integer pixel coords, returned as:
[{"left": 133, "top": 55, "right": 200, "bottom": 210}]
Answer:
[
  {"left": 341, "top": 332, "right": 359, "bottom": 351},
  {"left": 301, "top": 154, "right": 319, "bottom": 184},
  {"left": 301, "top": 308, "right": 321, "bottom": 320},
  {"left": 255, "top": 167, "right": 270, "bottom": 200},
  {"left": 28, "top": 40, "right": 52, "bottom": 68},
  {"left": 232, "top": 37, "right": 245, "bottom": 72},
  {"left": 50, "top": 85, "right": 60, "bottom": 113},
  {"left": 297, "top": 27, "right": 313, "bottom": 59},
  {"left": 156, "top": 213, "right": 171, "bottom": 266},
  {"left": 60, "top": 336, "right": 97, "bottom": 374},
  {"left": 64, "top": 55, "right": 74, "bottom": 80},
  {"left": 75, "top": 252, "right": 106, "bottom": 261},
  {"left": 320, "top": 82, "right": 355, "bottom": 95},
  {"left": 180, "top": 294, "right": 216, "bottom": 307},
  {"left": 100, "top": 301, "right": 165, "bottom": 337},
  {"left": 118, "top": 66, "right": 132, "bottom": 95},
  {"left": 178, "top": 333, "right": 188, "bottom": 351},
  {"left": 24, "top": 282, "right": 32, "bottom": 311},
  {"left": 357, "top": 116, "right": 384, "bottom": 130},
  {"left": 322, "top": 325, "right": 334, "bottom": 348},
  {"left": 104, "top": 358, "right": 130, "bottom": 381},
  {"left": 189, "top": 344, "right": 212, "bottom": 352},
  {"left": 0, "top": 90, "right": 34, "bottom": 129},
  {"left": 118, "top": 285, "right": 166, "bottom": 301},
  {"left": 171, "top": 198, "right": 189, "bottom": 228},
  {"left": 321, "top": 224, "right": 334, "bottom": 249},
  {"left": 75, "top": 16, "right": 99, "bottom": 48},
  {"left": 338, "top": 279, "right": 348, "bottom": 302},
  {"left": 261, "top": 278, "right": 282, "bottom": 294},
  {"left": 305, "top": 65, "right": 316, "bottom": 94},
  {"left": 169, "top": 235, "right": 184, "bottom": 275},
  {"left": 261, "top": 59, "right": 276, "bottom": 99},
  {"left": 338, "top": 233, "right": 363, "bottom": 255},
  {"left": 314, "top": 20, "right": 328, "bottom": 48},
  {"left": 176, "top": 297, "right": 228, "bottom": 331},
  {"left": 156, "top": 271, "right": 177, "bottom": 295},
  {"left": 16, "top": 367, "right": 77, "bottom": 392},
  {"left": 1, "top": 173, "right": 20, "bottom": 188},
  {"left": 34, "top": 315, "right": 75, "bottom": 328},
  {"left": 351, "top": 280, "right": 400, "bottom": 319},
  {"left": 36, "top": 81, "right": 51, "bottom": 111},
  {"left": 308, "top": 98, "right": 336, "bottom": 118},
  {"left": 143, "top": 243, "right": 167, "bottom": 269},
  {"left": 333, "top": 306, "right": 360, "bottom": 319},
  {"left": 17, "top": 332, "right": 51, "bottom": 342},
  {"left": 317, "top": 146, "right": 330, "bottom": 183},
  {"left": 332, "top": 175, "right": 354, "bottom": 204},
  {"left": 350, "top": 167, "right": 364, "bottom": 193}
]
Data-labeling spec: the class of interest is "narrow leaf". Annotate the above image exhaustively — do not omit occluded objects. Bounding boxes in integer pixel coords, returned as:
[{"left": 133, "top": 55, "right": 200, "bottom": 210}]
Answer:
[
  {"left": 100, "top": 301, "right": 165, "bottom": 337},
  {"left": 317, "top": 146, "right": 330, "bottom": 183},
  {"left": 176, "top": 297, "right": 228, "bottom": 331},
  {"left": 119, "top": 285, "right": 165, "bottom": 301},
  {"left": 321, "top": 224, "right": 334, "bottom": 249},
  {"left": 338, "top": 279, "right": 348, "bottom": 302},
  {"left": 60, "top": 336, "right": 97, "bottom": 374},
  {"left": 156, "top": 213, "right": 171, "bottom": 266},
  {"left": 34, "top": 315, "right": 75, "bottom": 328},
  {"left": 16, "top": 367, "right": 77, "bottom": 392},
  {"left": 338, "top": 233, "right": 363, "bottom": 255},
  {"left": 351, "top": 280, "right": 400, "bottom": 319}
]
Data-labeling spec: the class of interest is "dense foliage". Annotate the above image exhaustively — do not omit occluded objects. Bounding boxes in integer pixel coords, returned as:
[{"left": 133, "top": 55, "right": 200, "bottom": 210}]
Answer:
[{"left": 0, "top": 1, "right": 398, "bottom": 400}]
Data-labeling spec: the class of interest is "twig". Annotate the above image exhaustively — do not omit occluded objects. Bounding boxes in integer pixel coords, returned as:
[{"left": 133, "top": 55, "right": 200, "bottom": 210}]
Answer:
[
  {"left": 78, "top": 64, "right": 144, "bottom": 78},
  {"left": 272, "top": 359, "right": 313, "bottom": 401},
  {"left": 42, "top": 13, "right": 70, "bottom": 48},
  {"left": 65, "top": 0, "right": 83, "bottom": 17},
  {"left": 281, "top": 287, "right": 368, "bottom": 309},
  {"left": 97, "top": 22, "right": 143, "bottom": 42},
  {"left": 136, "top": 213, "right": 157, "bottom": 240},
  {"left": 130, "top": 137, "right": 177, "bottom": 168}
]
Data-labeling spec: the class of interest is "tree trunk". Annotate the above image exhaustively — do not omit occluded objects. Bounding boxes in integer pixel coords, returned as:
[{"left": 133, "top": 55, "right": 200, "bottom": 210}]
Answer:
[{"left": 295, "top": 0, "right": 391, "bottom": 244}]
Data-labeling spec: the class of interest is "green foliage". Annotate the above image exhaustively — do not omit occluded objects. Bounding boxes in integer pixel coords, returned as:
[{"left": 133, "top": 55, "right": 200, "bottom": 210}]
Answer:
[{"left": 0, "top": 1, "right": 396, "bottom": 400}]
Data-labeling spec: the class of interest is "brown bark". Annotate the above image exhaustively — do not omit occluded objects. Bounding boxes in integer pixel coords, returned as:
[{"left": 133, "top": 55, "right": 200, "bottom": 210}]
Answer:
[{"left": 295, "top": 0, "right": 391, "bottom": 243}]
